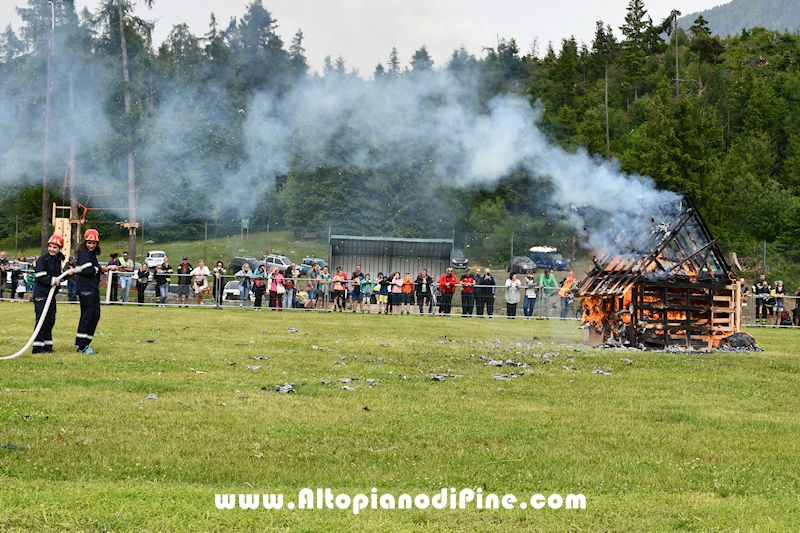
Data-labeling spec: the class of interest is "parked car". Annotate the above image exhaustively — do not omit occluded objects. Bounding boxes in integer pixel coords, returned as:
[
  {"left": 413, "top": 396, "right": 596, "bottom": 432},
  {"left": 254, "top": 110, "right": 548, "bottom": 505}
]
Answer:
[
  {"left": 142, "top": 282, "right": 179, "bottom": 300},
  {"left": 451, "top": 248, "right": 468, "bottom": 269},
  {"left": 145, "top": 250, "right": 166, "bottom": 268},
  {"left": 506, "top": 256, "right": 537, "bottom": 275},
  {"left": 302, "top": 257, "right": 328, "bottom": 270},
  {"left": 222, "top": 280, "right": 254, "bottom": 301},
  {"left": 228, "top": 256, "right": 264, "bottom": 273},
  {"left": 529, "top": 246, "right": 571, "bottom": 271},
  {"left": 263, "top": 254, "right": 292, "bottom": 273}
]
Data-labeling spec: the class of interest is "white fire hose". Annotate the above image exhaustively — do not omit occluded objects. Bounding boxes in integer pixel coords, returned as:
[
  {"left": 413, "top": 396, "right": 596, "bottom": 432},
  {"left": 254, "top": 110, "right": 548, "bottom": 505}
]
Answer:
[{"left": 1, "top": 262, "right": 92, "bottom": 361}]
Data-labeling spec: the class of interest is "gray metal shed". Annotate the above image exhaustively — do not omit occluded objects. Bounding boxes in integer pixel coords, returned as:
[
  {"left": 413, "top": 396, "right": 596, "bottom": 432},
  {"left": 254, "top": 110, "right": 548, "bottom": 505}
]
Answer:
[{"left": 329, "top": 235, "right": 453, "bottom": 279}]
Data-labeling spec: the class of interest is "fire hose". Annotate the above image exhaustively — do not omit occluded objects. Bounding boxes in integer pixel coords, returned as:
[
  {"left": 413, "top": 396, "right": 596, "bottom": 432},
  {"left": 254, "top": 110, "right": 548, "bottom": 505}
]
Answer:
[{"left": 1, "top": 262, "right": 93, "bottom": 361}]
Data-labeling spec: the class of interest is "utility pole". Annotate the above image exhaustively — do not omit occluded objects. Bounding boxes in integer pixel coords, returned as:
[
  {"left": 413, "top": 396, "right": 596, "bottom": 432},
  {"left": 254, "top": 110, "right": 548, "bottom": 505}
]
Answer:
[
  {"left": 118, "top": 0, "right": 137, "bottom": 259},
  {"left": 672, "top": 10, "right": 681, "bottom": 98},
  {"left": 41, "top": 1, "right": 56, "bottom": 253}
]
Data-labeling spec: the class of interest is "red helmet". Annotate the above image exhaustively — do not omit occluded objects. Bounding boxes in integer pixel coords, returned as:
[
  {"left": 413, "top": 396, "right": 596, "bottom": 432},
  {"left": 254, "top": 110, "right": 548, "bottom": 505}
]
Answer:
[
  {"left": 48, "top": 234, "right": 65, "bottom": 248},
  {"left": 83, "top": 229, "right": 100, "bottom": 242}
]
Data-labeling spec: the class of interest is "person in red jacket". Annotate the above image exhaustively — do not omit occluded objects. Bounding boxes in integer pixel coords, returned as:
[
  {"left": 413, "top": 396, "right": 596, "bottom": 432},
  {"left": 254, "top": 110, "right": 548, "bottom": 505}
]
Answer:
[
  {"left": 437, "top": 267, "right": 458, "bottom": 316},
  {"left": 460, "top": 268, "right": 476, "bottom": 316}
]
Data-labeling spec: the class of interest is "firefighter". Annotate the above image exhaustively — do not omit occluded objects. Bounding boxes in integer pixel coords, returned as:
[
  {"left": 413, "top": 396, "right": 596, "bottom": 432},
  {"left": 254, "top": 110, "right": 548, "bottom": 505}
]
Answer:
[
  {"left": 74, "top": 229, "right": 118, "bottom": 354},
  {"left": 32, "top": 234, "right": 73, "bottom": 353}
]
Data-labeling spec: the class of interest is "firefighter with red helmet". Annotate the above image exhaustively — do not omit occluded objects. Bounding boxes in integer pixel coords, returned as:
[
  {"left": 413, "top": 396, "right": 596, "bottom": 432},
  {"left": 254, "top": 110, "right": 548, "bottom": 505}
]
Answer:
[
  {"left": 32, "top": 234, "right": 74, "bottom": 353},
  {"left": 74, "top": 229, "right": 117, "bottom": 354}
]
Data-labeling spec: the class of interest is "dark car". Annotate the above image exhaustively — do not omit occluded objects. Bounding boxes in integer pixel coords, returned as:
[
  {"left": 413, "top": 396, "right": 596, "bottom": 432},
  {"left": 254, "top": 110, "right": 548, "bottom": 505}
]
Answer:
[
  {"left": 451, "top": 248, "right": 468, "bottom": 269},
  {"left": 529, "top": 247, "right": 571, "bottom": 271},
  {"left": 228, "top": 256, "right": 264, "bottom": 273},
  {"left": 301, "top": 257, "right": 328, "bottom": 270},
  {"left": 506, "top": 256, "right": 537, "bottom": 275}
]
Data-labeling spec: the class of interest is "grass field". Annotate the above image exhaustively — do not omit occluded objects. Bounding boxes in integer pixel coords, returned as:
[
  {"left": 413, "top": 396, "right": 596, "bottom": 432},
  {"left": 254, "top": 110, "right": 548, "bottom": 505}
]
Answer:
[{"left": 0, "top": 302, "right": 798, "bottom": 531}]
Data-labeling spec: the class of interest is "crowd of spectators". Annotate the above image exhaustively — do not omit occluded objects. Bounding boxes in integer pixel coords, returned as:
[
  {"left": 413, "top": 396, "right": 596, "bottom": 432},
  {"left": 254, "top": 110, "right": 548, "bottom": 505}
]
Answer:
[
  {"left": 743, "top": 274, "right": 800, "bottom": 326},
  {"left": 6, "top": 249, "right": 798, "bottom": 325}
]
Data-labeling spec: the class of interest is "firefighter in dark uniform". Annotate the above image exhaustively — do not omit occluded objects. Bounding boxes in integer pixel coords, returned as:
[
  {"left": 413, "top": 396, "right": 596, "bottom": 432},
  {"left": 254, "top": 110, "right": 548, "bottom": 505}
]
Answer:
[
  {"left": 32, "top": 234, "right": 73, "bottom": 353},
  {"left": 74, "top": 229, "right": 118, "bottom": 354}
]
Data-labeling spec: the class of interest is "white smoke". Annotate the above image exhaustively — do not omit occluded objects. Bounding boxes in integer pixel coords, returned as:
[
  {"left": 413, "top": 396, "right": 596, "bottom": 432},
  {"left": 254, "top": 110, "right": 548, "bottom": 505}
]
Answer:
[{"left": 234, "top": 70, "right": 676, "bottom": 250}]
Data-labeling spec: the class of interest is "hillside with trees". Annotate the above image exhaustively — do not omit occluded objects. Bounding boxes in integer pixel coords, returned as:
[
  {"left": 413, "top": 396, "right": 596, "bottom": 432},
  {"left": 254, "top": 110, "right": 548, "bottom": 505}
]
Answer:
[
  {"left": 679, "top": 0, "right": 800, "bottom": 37},
  {"left": 1, "top": 0, "right": 800, "bottom": 280}
]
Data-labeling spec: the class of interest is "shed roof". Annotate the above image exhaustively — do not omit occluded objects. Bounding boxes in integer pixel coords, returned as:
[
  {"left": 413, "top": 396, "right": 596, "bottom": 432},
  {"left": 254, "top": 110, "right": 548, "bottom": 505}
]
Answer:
[{"left": 575, "top": 194, "right": 733, "bottom": 297}]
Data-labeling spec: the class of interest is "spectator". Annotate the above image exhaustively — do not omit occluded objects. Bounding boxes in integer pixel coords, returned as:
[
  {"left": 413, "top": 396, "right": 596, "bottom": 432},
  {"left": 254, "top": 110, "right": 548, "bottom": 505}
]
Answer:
[
  {"left": 252, "top": 265, "right": 267, "bottom": 310},
  {"left": 460, "top": 268, "right": 476, "bottom": 317},
  {"left": 284, "top": 263, "right": 300, "bottom": 310},
  {"left": 350, "top": 268, "right": 363, "bottom": 313},
  {"left": 559, "top": 271, "right": 575, "bottom": 319},
  {"left": 437, "top": 267, "right": 458, "bottom": 316},
  {"left": 539, "top": 267, "right": 559, "bottom": 317},
  {"left": 306, "top": 262, "right": 320, "bottom": 307},
  {"left": 793, "top": 286, "right": 800, "bottom": 327},
  {"left": 11, "top": 260, "right": 25, "bottom": 300},
  {"left": 332, "top": 267, "right": 346, "bottom": 312},
  {"left": 401, "top": 272, "right": 414, "bottom": 314},
  {"left": 772, "top": 280, "right": 786, "bottom": 327},
  {"left": 504, "top": 272, "right": 522, "bottom": 319},
  {"left": 350, "top": 264, "right": 364, "bottom": 310},
  {"left": 107, "top": 253, "right": 121, "bottom": 302},
  {"left": 119, "top": 251, "right": 135, "bottom": 303},
  {"left": 0, "top": 250, "right": 8, "bottom": 299},
  {"left": 415, "top": 269, "right": 434, "bottom": 315},
  {"left": 191, "top": 259, "right": 210, "bottom": 306},
  {"left": 135, "top": 263, "right": 150, "bottom": 306},
  {"left": 235, "top": 263, "right": 253, "bottom": 308},
  {"left": 303, "top": 282, "right": 317, "bottom": 310},
  {"left": 32, "top": 235, "right": 72, "bottom": 353},
  {"left": 361, "top": 273, "right": 374, "bottom": 313},
  {"left": 269, "top": 266, "right": 285, "bottom": 310},
  {"left": 752, "top": 274, "right": 771, "bottom": 324},
  {"left": 390, "top": 272, "right": 403, "bottom": 315},
  {"left": 523, "top": 272, "right": 537, "bottom": 319},
  {"left": 212, "top": 261, "right": 226, "bottom": 308},
  {"left": 63, "top": 256, "right": 78, "bottom": 303},
  {"left": 475, "top": 268, "right": 496, "bottom": 317},
  {"left": 25, "top": 267, "right": 36, "bottom": 302},
  {"left": 377, "top": 273, "right": 390, "bottom": 314},
  {"left": 154, "top": 257, "right": 173, "bottom": 308},
  {"left": 176, "top": 256, "right": 193, "bottom": 308},
  {"left": 318, "top": 265, "right": 332, "bottom": 311}
]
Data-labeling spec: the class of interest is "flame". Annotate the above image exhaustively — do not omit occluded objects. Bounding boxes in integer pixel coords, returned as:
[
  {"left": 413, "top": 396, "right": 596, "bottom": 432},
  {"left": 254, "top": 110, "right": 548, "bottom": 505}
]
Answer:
[{"left": 559, "top": 272, "right": 575, "bottom": 298}]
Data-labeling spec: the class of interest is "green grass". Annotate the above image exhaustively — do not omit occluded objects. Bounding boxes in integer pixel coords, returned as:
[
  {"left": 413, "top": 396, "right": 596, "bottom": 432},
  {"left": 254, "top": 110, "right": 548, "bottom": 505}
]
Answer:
[{"left": 0, "top": 303, "right": 798, "bottom": 531}]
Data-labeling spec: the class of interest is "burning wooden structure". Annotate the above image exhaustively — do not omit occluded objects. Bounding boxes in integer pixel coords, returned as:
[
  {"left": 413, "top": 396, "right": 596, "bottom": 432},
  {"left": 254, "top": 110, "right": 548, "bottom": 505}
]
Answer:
[{"left": 574, "top": 194, "right": 740, "bottom": 349}]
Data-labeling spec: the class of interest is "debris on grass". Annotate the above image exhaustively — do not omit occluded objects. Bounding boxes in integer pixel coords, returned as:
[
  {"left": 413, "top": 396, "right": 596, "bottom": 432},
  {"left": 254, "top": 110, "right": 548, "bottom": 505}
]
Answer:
[
  {"left": 1, "top": 443, "right": 17, "bottom": 450},
  {"left": 429, "top": 374, "right": 462, "bottom": 381},
  {"left": 312, "top": 345, "right": 324, "bottom": 351},
  {"left": 189, "top": 368, "right": 207, "bottom": 374},
  {"left": 246, "top": 365, "right": 260, "bottom": 371},
  {"left": 620, "top": 358, "right": 633, "bottom": 365},
  {"left": 145, "top": 393, "right": 158, "bottom": 400},
  {"left": 275, "top": 382, "right": 295, "bottom": 394},
  {"left": 341, "top": 386, "right": 357, "bottom": 391},
  {"left": 591, "top": 368, "right": 613, "bottom": 376},
  {"left": 288, "top": 328, "right": 301, "bottom": 333}
]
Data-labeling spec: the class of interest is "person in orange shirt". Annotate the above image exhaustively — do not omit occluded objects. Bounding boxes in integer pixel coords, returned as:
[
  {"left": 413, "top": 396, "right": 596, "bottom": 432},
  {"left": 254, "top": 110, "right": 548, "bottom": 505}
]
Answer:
[
  {"left": 401, "top": 272, "right": 414, "bottom": 314},
  {"left": 437, "top": 267, "right": 458, "bottom": 316}
]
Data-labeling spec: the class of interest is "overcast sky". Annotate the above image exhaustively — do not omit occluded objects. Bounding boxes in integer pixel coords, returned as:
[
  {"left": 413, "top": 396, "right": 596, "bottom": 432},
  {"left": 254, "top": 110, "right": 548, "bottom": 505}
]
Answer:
[{"left": 2, "top": 0, "right": 727, "bottom": 76}]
